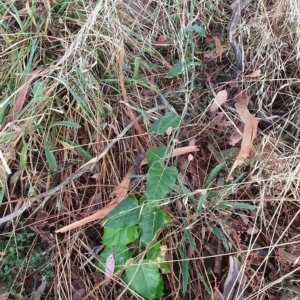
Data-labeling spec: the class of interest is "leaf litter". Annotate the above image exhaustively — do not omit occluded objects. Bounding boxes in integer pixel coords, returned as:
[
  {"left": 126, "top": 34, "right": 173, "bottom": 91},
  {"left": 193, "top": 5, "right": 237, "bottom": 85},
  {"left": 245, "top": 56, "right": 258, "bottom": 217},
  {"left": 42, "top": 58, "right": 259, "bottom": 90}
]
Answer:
[
  {"left": 1, "top": 1, "right": 300, "bottom": 299},
  {"left": 227, "top": 91, "right": 258, "bottom": 179}
]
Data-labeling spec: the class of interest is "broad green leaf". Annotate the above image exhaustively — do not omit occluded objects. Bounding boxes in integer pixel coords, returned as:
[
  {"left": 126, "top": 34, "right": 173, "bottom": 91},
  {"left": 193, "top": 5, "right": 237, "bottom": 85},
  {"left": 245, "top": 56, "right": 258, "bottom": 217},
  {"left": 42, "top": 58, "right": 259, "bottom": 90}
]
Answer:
[
  {"left": 50, "top": 121, "right": 81, "bottom": 128},
  {"left": 44, "top": 141, "right": 58, "bottom": 173},
  {"left": 208, "top": 221, "right": 228, "bottom": 251},
  {"left": 102, "top": 195, "right": 141, "bottom": 228},
  {"left": 146, "top": 243, "right": 171, "bottom": 274},
  {"left": 125, "top": 259, "right": 163, "bottom": 299},
  {"left": 145, "top": 145, "right": 170, "bottom": 166},
  {"left": 149, "top": 112, "right": 181, "bottom": 135},
  {"left": 98, "top": 245, "right": 130, "bottom": 271},
  {"left": 146, "top": 161, "right": 178, "bottom": 208},
  {"left": 102, "top": 226, "right": 138, "bottom": 246},
  {"left": 140, "top": 207, "right": 165, "bottom": 245},
  {"left": 146, "top": 243, "right": 161, "bottom": 260},
  {"left": 167, "top": 61, "right": 185, "bottom": 76},
  {"left": 203, "top": 161, "right": 226, "bottom": 188},
  {"left": 191, "top": 24, "right": 206, "bottom": 36},
  {"left": 167, "top": 61, "right": 201, "bottom": 76}
]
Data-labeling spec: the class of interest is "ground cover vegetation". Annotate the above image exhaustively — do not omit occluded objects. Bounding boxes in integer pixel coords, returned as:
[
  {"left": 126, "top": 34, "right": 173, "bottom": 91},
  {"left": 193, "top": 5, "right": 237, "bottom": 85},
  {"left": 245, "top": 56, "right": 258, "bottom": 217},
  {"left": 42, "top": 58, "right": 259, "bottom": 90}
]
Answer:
[{"left": 0, "top": 0, "right": 300, "bottom": 299}]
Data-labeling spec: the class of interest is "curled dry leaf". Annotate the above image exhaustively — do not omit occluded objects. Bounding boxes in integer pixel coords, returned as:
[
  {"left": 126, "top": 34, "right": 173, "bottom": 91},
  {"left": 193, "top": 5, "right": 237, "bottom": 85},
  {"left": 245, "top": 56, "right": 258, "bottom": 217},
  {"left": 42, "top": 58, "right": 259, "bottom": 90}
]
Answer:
[
  {"left": 245, "top": 69, "right": 261, "bottom": 78},
  {"left": 155, "top": 35, "right": 168, "bottom": 47},
  {"left": 4, "top": 69, "right": 41, "bottom": 125},
  {"left": 107, "top": 124, "right": 120, "bottom": 135},
  {"left": 213, "top": 36, "right": 223, "bottom": 61},
  {"left": 210, "top": 90, "right": 228, "bottom": 120},
  {"left": 228, "top": 92, "right": 258, "bottom": 179},
  {"left": 246, "top": 227, "right": 259, "bottom": 235}
]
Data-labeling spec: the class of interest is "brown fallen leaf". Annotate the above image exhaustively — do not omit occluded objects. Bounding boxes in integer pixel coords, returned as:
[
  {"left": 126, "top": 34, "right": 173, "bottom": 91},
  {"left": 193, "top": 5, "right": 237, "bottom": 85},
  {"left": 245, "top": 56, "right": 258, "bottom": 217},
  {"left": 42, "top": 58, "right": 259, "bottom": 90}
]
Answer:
[
  {"left": 105, "top": 254, "right": 115, "bottom": 284},
  {"left": 229, "top": 124, "right": 244, "bottom": 146},
  {"left": 210, "top": 90, "right": 228, "bottom": 120},
  {"left": 245, "top": 69, "right": 261, "bottom": 78},
  {"left": 0, "top": 293, "right": 9, "bottom": 300},
  {"left": 109, "top": 170, "right": 131, "bottom": 202},
  {"left": 4, "top": 69, "right": 41, "bottom": 125},
  {"left": 155, "top": 35, "right": 167, "bottom": 47},
  {"left": 227, "top": 92, "right": 258, "bottom": 179},
  {"left": 213, "top": 36, "right": 223, "bottom": 61}
]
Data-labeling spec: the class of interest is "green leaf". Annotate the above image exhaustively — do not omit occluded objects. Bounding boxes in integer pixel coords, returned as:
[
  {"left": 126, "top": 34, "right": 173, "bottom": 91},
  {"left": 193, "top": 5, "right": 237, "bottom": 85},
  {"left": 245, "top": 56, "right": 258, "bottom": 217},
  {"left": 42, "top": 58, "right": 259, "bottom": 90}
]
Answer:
[
  {"left": 32, "top": 81, "right": 43, "bottom": 103},
  {"left": 140, "top": 207, "right": 165, "bottom": 245},
  {"left": 216, "top": 201, "right": 257, "bottom": 210},
  {"left": 203, "top": 161, "right": 226, "bottom": 188},
  {"left": 191, "top": 24, "right": 206, "bottom": 36},
  {"left": 146, "top": 161, "right": 178, "bottom": 208},
  {"left": 44, "top": 141, "right": 58, "bottom": 173},
  {"left": 149, "top": 112, "right": 181, "bottom": 135},
  {"left": 184, "top": 226, "right": 198, "bottom": 253},
  {"left": 98, "top": 245, "right": 130, "bottom": 271},
  {"left": 167, "top": 61, "right": 185, "bottom": 76},
  {"left": 102, "top": 195, "right": 141, "bottom": 228},
  {"left": 60, "top": 137, "right": 92, "bottom": 160},
  {"left": 50, "top": 121, "right": 81, "bottom": 128},
  {"left": 146, "top": 243, "right": 161, "bottom": 260},
  {"left": 179, "top": 246, "right": 189, "bottom": 294},
  {"left": 19, "top": 143, "right": 29, "bottom": 168},
  {"left": 196, "top": 193, "right": 208, "bottom": 212},
  {"left": 145, "top": 145, "right": 171, "bottom": 166},
  {"left": 208, "top": 221, "right": 228, "bottom": 251},
  {"left": 125, "top": 260, "right": 163, "bottom": 299},
  {"left": 102, "top": 226, "right": 138, "bottom": 246},
  {"left": 167, "top": 61, "right": 201, "bottom": 76}
]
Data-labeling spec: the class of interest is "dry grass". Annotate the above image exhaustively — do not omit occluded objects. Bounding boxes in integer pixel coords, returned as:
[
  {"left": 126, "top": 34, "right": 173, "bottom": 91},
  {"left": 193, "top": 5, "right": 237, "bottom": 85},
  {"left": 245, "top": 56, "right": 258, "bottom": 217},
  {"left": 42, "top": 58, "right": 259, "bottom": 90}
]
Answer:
[{"left": 0, "top": 0, "right": 300, "bottom": 299}]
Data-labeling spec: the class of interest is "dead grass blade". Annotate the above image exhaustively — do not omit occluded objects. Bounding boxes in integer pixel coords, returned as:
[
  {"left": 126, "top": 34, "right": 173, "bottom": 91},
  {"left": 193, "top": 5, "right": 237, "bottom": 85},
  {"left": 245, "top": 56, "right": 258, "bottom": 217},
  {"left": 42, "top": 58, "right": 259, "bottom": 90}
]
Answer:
[
  {"left": 56, "top": 166, "right": 134, "bottom": 233},
  {"left": 227, "top": 92, "right": 258, "bottom": 179},
  {"left": 119, "top": 46, "right": 147, "bottom": 148},
  {"left": 4, "top": 69, "right": 41, "bottom": 125}
]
